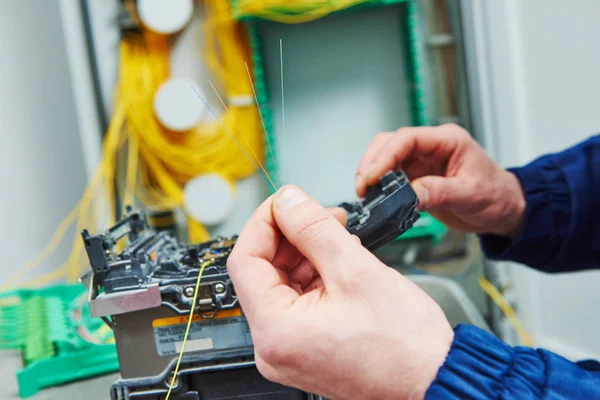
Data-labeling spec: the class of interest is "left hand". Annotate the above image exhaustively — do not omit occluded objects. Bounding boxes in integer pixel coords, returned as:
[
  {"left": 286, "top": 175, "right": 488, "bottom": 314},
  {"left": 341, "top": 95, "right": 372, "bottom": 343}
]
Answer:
[{"left": 227, "top": 185, "right": 454, "bottom": 399}]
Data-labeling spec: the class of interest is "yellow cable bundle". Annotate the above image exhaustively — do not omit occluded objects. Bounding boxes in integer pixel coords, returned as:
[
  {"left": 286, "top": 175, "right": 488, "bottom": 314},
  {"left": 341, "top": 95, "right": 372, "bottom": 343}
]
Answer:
[
  {"left": 121, "top": 3, "right": 264, "bottom": 210},
  {"left": 236, "top": 0, "right": 368, "bottom": 23},
  {"left": 5, "top": 1, "right": 266, "bottom": 289}
]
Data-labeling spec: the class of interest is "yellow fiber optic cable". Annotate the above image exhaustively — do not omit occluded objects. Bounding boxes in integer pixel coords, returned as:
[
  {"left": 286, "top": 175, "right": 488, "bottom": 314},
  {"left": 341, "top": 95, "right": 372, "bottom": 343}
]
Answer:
[
  {"left": 124, "top": 134, "right": 139, "bottom": 208},
  {"left": 165, "top": 260, "right": 211, "bottom": 400},
  {"left": 13, "top": 268, "right": 66, "bottom": 289},
  {"left": 0, "top": 204, "right": 79, "bottom": 290},
  {"left": 121, "top": 28, "right": 265, "bottom": 196},
  {"left": 237, "top": 0, "right": 367, "bottom": 24},
  {"left": 479, "top": 276, "right": 534, "bottom": 347}
]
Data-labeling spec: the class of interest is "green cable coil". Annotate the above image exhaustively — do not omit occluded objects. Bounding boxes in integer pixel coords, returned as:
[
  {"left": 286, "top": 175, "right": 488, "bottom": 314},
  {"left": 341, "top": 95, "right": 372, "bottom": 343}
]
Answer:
[
  {"left": 0, "top": 284, "right": 118, "bottom": 398},
  {"left": 233, "top": 0, "right": 447, "bottom": 244}
]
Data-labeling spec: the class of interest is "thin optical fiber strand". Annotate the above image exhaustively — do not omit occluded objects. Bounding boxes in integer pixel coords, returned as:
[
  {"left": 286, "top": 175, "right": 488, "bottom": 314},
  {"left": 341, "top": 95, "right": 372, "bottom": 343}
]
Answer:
[
  {"left": 279, "top": 39, "right": 287, "bottom": 183},
  {"left": 279, "top": 39, "right": 286, "bottom": 143},
  {"left": 189, "top": 85, "right": 276, "bottom": 192},
  {"left": 207, "top": 79, "right": 276, "bottom": 191},
  {"left": 165, "top": 260, "right": 211, "bottom": 400},
  {"left": 244, "top": 62, "right": 279, "bottom": 187}
]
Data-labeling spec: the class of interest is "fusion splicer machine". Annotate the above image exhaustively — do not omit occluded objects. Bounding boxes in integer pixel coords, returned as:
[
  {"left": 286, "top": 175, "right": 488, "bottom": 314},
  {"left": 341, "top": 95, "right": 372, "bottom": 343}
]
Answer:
[{"left": 81, "top": 170, "right": 419, "bottom": 400}]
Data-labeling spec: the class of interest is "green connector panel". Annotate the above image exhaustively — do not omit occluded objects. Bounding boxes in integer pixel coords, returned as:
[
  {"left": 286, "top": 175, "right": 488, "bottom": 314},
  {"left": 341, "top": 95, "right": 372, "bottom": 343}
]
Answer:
[
  {"left": 399, "top": 212, "right": 447, "bottom": 244},
  {"left": 0, "top": 284, "right": 118, "bottom": 398}
]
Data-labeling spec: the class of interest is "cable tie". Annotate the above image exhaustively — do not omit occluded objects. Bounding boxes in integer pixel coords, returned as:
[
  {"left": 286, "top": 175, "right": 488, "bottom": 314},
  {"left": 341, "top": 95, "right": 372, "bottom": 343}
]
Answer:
[{"left": 228, "top": 95, "right": 255, "bottom": 107}]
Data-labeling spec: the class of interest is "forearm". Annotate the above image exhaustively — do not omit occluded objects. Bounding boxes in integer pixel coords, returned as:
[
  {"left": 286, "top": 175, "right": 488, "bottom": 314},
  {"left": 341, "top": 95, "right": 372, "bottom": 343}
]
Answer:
[
  {"left": 479, "top": 134, "right": 600, "bottom": 272},
  {"left": 426, "top": 325, "right": 600, "bottom": 399}
]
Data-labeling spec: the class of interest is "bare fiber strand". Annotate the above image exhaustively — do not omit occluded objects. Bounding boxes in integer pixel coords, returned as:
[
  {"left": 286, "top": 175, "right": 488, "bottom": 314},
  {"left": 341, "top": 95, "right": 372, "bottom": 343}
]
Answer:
[
  {"left": 189, "top": 85, "right": 277, "bottom": 192},
  {"left": 207, "top": 79, "right": 276, "bottom": 191},
  {"left": 279, "top": 39, "right": 286, "bottom": 143},
  {"left": 244, "top": 62, "right": 279, "bottom": 187}
]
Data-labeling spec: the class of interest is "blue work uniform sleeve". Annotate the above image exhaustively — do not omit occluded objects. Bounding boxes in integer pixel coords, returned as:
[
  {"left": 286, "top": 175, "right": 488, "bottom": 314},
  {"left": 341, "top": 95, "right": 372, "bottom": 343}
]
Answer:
[
  {"left": 426, "top": 325, "right": 600, "bottom": 399},
  {"left": 479, "top": 134, "right": 600, "bottom": 272}
]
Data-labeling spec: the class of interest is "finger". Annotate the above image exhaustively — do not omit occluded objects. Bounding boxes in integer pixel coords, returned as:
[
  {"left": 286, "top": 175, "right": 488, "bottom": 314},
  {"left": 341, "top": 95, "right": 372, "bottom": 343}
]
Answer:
[
  {"left": 288, "top": 258, "right": 318, "bottom": 288},
  {"left": 328, "top": 206, "right": 348, "bottom": 227},
  {"left": 360, "top": 126, "right": 463, "bottom": 192},
  {"left": 355, "top": 132, "right": 393, "bottom": 195},
  {"left": 272, "top": 238, "right": 304, "bottom": 272},
  {"left": 427, "top": 209, "right": 473, "bottom": 232},
  {"left": 302, "top": 275, "right": 324, "bottom": 293},
  {"left": 282, "top": 207, "right": 348, "bottom": 288},
  {"left": 272, "top": 206, "right": 348, "bottom": 273},
  {"left": 271, "top": 185, "right": 370, "bottom": 285},
  {"left": 290, "top": 281, "right": 303, "bottom": 295},
  {"left": 227, "top": 195, "right": 299, "bottom": 323},
  {"left": 412, "top": 175, "right": 474, "bottom": 211},
  {"left": 403, "top": 157, "right": 445, "bottom": 181}
]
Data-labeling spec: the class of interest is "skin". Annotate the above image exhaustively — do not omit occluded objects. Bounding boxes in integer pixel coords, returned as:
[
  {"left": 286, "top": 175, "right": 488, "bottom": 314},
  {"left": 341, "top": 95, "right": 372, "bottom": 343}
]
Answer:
[
  {"left": 227, "top": 124, "right": 527, "bottom": 399},
  {"left": 355, "top": 124, "right": 526, "bottom": 238}
]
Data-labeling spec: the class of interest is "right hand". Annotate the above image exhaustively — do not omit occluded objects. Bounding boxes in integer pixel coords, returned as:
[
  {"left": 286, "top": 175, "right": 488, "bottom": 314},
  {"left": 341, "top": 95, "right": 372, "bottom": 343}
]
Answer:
[
  {"left": 355, "top": 124, "right": 526, "bottom": 238},
  {"left": 227, "top": 185, "right": 454, "bottom": 400}
]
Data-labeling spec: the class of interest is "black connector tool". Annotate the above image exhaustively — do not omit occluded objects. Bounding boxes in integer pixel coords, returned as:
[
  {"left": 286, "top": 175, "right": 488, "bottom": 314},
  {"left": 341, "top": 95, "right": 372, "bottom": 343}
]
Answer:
[{"left": 338, "top": 170, "right": 420, "bottom": 251}]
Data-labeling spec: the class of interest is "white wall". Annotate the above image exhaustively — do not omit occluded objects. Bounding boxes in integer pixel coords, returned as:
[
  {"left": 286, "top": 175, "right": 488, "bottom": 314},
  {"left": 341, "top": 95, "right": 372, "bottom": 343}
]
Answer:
[
  {"left": 469, "top": 0, "right": 600, "bottom": 359},
  {"left": 0, "top": 1, "right": 91, "bottom": 285}
]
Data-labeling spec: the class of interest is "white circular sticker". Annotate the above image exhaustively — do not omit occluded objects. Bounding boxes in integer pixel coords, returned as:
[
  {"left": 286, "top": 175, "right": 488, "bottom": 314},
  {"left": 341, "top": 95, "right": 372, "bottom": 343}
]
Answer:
[
  {"left": 184, "top": 174, "right": 235, "bottom": 226},
  {"left": 154, "top": 78, "right": 206, "bottom": 132},
  {"left": 138, "top": 0, "right": 193, "bottom": 34}
]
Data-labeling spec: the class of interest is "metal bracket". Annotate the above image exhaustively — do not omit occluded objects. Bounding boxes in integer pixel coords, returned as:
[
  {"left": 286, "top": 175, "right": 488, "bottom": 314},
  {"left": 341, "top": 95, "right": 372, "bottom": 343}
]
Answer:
[{"left": 87, "top": 273, "right": 161, "bottom": 318}]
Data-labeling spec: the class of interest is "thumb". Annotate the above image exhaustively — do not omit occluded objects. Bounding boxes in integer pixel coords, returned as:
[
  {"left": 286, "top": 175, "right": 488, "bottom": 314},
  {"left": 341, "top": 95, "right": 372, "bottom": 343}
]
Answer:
[
  {"left": 271, "top": 185, "right": 366, "bottom": 284},
  {"left": 412, "top": 176, "right": 472, "bottom": 211}
]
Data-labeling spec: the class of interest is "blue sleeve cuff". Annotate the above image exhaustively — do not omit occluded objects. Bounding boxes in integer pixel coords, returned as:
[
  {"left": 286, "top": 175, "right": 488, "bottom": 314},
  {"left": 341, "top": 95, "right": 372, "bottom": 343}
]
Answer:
[
  {"left": 425, "top": 325, "right": 545, "bottom": 399},
  {"left": 426, "top": 325, "right": 600, "bottom": 399},
  {"left": 478, "top": 156, "right": 571, "bottom": 272}
]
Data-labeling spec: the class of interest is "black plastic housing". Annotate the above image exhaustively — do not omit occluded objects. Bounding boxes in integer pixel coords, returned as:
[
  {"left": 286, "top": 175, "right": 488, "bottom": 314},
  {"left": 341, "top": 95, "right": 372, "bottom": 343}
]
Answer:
[{"left": 339, "top": 170, "right": 420, "bottom": 251}]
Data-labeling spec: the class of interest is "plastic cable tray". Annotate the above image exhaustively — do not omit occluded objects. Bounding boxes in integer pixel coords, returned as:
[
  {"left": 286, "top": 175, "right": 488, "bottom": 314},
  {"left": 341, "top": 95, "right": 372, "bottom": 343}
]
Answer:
[
  {"left": 0, "top": 284, "right": 118, "bottom": 398},
  {"left": 233, "top": 0, "right": 445, "bottom": 243}
]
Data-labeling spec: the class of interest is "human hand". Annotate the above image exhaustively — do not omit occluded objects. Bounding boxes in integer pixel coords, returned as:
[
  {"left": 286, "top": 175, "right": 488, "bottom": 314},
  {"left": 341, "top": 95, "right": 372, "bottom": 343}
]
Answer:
[
  {"left": 355, "top": 124, "right": 526, "bottom": 238},
  {"left": 227, "top": 185, "right": 454, "bottom": 400}
]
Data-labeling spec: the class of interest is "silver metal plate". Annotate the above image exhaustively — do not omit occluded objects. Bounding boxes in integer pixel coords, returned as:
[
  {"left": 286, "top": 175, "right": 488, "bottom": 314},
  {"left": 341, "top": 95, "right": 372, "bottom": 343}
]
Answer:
[{"left": 89, "top": 282, "right": 161, "bottom": 317}]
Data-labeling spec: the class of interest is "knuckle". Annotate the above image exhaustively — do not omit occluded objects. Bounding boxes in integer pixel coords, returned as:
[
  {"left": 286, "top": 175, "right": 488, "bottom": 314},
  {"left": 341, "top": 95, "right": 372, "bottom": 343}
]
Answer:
[
  {"left": 255, "top": 329, "right": 295, "bottom": 367},
  {"left": 467, "top": 178, "right": 486, "bottom": 203},
  {"left": 255, "top": 360, "right": 277, "bottom": 382},
  {"left": 374, "top": 132, "right": 389, "bottom": 141},
  {"left": 295, "top": 208, "right": 334, "bottom": 241},
  {"left": 258, "top": 344, "right": 285, "bottom": 366},
  {"left": 471, "top": 177, "right": 486, "bottom": 193},
  {"left": 225, "top": 251, "right": 241, "bottom": 274},
  {"left": 447, "top": 124, "right": 471, "bottom": 141},
  {"left": 434, "top": 183, "right": 450, "bottom": 207},
  {"left": 440, "top": 122, "right": 460, "bottom": 130},
  {"left": 395, "top": 126, "right": 410, "bottom": 135}
]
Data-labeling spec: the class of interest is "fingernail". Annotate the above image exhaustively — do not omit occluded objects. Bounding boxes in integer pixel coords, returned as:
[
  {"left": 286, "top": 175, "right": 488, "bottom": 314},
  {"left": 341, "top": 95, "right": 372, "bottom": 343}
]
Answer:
[
  {"left": 413, "top": 183, "right": 429, "bottom": 207},
  {"left": 275, "top": 185, "right": 310, "bottom": 211}
]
